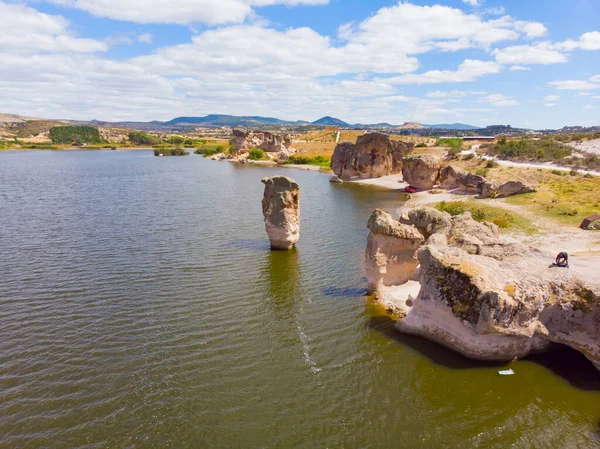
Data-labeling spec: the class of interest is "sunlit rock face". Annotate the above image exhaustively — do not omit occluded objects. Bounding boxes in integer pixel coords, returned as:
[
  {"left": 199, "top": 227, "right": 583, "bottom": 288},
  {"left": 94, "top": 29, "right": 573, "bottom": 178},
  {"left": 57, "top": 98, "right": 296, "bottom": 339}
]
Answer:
[
  {"left": 401, "top": 155, "right": 441, "bottom": 190},
  {"left": 365, "top": 206, "right": 600, "bottom": 370},
  {"left": 261, "top": 176, "right": 300, "bottom": 250},
  {"left": 331, "top": 133, "right": 413, "bottom": 180},
  {"left": 233, "top": 130, "right": 290, "bottom": 155}
]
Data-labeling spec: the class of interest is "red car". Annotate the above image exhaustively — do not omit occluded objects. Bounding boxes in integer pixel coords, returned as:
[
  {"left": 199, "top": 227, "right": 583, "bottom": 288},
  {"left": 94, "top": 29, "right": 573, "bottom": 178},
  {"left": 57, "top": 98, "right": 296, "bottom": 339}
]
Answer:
[{"left": 404, "top": 186, "right": 417, "bottom": 194}]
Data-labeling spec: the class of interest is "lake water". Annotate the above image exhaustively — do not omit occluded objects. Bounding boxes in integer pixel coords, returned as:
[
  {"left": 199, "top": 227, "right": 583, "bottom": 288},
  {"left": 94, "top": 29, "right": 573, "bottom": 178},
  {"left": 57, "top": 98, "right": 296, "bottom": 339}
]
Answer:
[{"left": 1, "top": 150, "right": 599, "bottom": 448}]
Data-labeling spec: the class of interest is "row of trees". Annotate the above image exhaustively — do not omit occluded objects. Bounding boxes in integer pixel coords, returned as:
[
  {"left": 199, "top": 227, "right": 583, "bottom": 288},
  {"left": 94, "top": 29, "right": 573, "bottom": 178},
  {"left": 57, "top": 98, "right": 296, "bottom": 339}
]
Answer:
[{"left": 49, "top": 126, "right": 103, "bottom": 144}]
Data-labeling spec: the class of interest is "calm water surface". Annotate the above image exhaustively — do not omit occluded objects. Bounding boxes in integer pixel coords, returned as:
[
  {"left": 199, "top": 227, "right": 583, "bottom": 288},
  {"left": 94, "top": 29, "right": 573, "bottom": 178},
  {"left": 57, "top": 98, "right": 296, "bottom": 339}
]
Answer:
[{"left": 1, "top": 150, "right": 599, "bottom": 448}]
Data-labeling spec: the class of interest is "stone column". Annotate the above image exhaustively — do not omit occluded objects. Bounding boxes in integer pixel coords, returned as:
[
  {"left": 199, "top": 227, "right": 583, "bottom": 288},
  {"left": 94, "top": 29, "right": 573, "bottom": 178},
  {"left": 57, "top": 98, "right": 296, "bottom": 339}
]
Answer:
[{"left": 261, "top": 176, "right": 300, "bottom": 250}]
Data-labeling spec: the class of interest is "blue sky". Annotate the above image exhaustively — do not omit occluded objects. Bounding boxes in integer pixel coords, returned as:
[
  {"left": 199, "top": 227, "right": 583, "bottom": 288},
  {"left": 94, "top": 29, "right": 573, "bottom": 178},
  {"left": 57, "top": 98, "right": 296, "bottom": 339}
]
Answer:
[{"left": 1, "top": 0, "right": 599, "bottom": 128}]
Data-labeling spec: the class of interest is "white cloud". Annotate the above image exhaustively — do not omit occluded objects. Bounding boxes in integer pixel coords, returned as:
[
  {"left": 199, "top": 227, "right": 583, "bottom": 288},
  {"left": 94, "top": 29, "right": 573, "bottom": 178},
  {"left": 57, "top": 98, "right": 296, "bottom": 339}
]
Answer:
[
  {"left": 484, "top": 6, "right": 505, "bottom": 15},
  {"left": 0, "top": 1, "right": 107, "bottom": 53},
  {"left": 384, "top": 59, "right": 502, "bottom": 85},
  {"left": 462, "top": 0, "right": 481, "bottom": 6},
  {"left": 592, "top": 96, "right": 600, "bottom": 100},
  {"left": 576, "top": 92, "right": 592, "bottom": 97},
  {"left": 44, "top": 0, "right": 330, "bottom": 25},
  {"left": 544, "top": 103, "right": 556, "bottom": 107},
  {"left": 583, "top": 105, "right": 596, "bottom": 109},
  {"left": 337, "top": 3, "right": 546, "bottom": 54},
  {"left": 493, "top": 42, "right": 567, "bottom": 65},
  {"left": 556, "top": 31, "right": 600, "bottom": 51},
  {"left": 480, "top": 93, "right": 519, "bottom": 106},
  {"left": 138, "top": 33, "right": 153, "bottom": 44},
  {"left": 544, "top": 95, "right": 560, "bottom": 101},
  {"left": 509, "top": 65, "right": 530, "bottom": 71},
  {"left": 549, "top": 75, "right": 600, "bottom": 90}
]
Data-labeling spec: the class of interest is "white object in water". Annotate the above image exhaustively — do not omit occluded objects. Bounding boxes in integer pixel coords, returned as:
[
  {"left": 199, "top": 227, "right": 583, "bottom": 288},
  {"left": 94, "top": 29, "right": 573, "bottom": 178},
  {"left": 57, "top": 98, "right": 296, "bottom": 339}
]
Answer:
[{"left": 498, "top": 369, "right": 515, "bottom": 376}]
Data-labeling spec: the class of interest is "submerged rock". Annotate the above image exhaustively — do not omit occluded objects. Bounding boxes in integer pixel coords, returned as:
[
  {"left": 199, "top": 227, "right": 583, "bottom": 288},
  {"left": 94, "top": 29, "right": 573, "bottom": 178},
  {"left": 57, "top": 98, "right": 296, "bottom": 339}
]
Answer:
[
  {"left": 366, "top": 206, "right": 600, "bottom": 370},
  {"left": 401, "top": 156, "right": 441, "bottom": 190},
  {"left": 261, "top": 176, "right": 300, "bottom": 250},
  {"left": 329, "top": 175, "right": 343, "bottom": 183},
  {"left": 330, "top": 133, "right": 413, "bottom": 180}
]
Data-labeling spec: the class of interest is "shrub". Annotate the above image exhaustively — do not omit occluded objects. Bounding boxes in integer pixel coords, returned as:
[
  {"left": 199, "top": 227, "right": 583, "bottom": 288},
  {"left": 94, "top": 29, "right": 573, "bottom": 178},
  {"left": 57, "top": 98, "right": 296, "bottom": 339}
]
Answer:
[
  {"left": 50, "top": 126, "right": 102, "bottom": 144},
  {"left": 285, "top": 155, "right": 330, "bottom": 167},
  {"left": 462, "top": 153, "right": 475, "bottom": 161},
  {"left": 129, "top": 131, "right": 160, "bottom": 146},
  {"left": 435, "top": 138, "right": 463, "bottom": 149},
  {"left": 154, "top": 148, "right": 188, "bottom": 156},
  {"left": 248, "top": 148, "right": 265, "bottom": 160},
  {"left": 475, "top": 168, "right": 489, "bottom": 177},
  {"left": 551, "top": 169, "right": 567, "bottom": 176},
  {"left": 485, "top": 137, "right": 572, "bottom": 162},
  {"left": 415, "top": 142, "right": 427, "bottom": 148},
  {"left": 485, "top": 159, "right": 499, "bottom": 169}
]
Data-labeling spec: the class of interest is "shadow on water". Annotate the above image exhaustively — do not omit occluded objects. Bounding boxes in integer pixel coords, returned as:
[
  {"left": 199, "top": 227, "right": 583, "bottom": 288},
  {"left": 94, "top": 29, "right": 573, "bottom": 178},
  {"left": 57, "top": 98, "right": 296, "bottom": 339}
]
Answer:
[
  {"left": 261, "top": 248, "right": 302, "bottom": 315},
  {"left": 367, "top": 315, "right": 503, "bottom": 370},
  {"left": 525, "top": 344, "right": 600, "bottom": 391},
  {"left": 368, "top": 315, "right": 600, "bottom": 388},
  {"left": 221, "top": 239, "right": 271, "bottom": 251}
]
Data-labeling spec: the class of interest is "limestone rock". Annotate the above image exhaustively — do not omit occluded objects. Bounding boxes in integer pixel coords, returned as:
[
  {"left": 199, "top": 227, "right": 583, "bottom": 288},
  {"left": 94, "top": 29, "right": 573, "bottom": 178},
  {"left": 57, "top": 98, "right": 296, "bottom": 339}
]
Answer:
[
  {"left": 495, "top": 181, "right": 536, "bottom": 198},
  {"left": 439, "top": 165, "right": 468, "bottom": 190},
  {"left": 330, "top": 133, "right": 414, "bottom": 180},
  {"left": 366, "top": 209, "right": 425, "bottom": 293},
  {"left": 457, "top": 172, "right": 487, "bottom": 193},
  {"left": 261, "top": 176, "right": 300, "bottom": 250},
  {"left": 481, "top": 180, "right": 499, "bottom": 198},
  {"left": 402, "top": 155, "right": 441, "bottom": 190},
  {"left": 329, "top": 175, "right": 343, "bottom": 183},
  {"left": 365, "top": 206, "right": 600, "bottom": 370},
  {"left": 233, "top": 130, "right": 290, "bottom": 155},
  {"left": 330, "top": 142, "right": 358, "bottom": 180}
]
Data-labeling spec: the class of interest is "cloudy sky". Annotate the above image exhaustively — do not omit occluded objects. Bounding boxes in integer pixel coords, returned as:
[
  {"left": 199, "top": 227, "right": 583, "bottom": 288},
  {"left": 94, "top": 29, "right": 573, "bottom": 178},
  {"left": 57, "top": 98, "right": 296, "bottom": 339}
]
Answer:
[{"left": 1, "top": 0, "right": 599, "bottom": 128}]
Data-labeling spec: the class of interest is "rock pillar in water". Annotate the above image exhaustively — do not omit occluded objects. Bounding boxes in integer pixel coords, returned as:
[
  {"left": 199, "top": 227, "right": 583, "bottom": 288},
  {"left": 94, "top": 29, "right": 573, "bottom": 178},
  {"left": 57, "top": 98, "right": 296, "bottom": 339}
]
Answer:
[{"left": 261, "top": 176, "right": 300, "bottom": 250}]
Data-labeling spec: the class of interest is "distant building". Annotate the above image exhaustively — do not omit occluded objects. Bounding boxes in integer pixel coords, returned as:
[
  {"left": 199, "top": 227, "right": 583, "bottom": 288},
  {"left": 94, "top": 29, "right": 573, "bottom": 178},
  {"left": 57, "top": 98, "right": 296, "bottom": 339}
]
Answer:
[
  {"left": 325, "top": 126, "right": 340, "bottom": 133},
  {"left": 460, "top": 136, "right": 496, "bottom": 141}
]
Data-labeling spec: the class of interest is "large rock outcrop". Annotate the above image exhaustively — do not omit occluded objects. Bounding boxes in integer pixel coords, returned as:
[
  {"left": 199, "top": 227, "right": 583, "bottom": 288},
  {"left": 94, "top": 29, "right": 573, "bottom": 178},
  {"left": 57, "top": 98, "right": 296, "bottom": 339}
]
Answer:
[
  {"left": 366, "top": 207, "right": 600, "bottom": 370},
  {"left": 330, "top": 133, "right": 413, "bottom": 180},
  {"left": 439, "top": 165, "right": 536, "bottom": 198},
  {"left": 261, "top": 176, "right": 300, "bottom": 250},
  {"left": 401, "top": 155, "right": 442, "bottom": 190},
  {"left": 233, "top": 130, "right": 291, "bottom": 155}
]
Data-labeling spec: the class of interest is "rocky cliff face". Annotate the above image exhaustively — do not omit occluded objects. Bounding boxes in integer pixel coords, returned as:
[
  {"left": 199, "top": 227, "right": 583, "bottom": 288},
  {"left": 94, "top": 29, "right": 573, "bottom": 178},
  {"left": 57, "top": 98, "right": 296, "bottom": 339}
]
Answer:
[
  {"left": 261, "top": 176, "right": 300, "bottom": 250},
  {"left": 330, "top": 133, "right": 413, "bottom": 180},
  {"left": 233, "top": 130, "right": 291, "bottom": 155},
  {"left": 366, "top": 207, "right": 600, "bottom": 370}
]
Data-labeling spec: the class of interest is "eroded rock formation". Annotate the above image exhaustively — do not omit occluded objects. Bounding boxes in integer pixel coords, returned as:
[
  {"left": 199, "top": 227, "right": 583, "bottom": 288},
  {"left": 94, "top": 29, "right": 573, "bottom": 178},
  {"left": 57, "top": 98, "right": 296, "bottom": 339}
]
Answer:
[
  {"left": 366, "top": 206, "right": 600, "bottom": 370},
  {"left": 439, "top": 165, "right": 536, "bottom": 198},
  {"left": 330, "top": 133, "right": 414, "bottom": 180},
  {"left": 401, "top": 155, "right": 442, "bottom": 190},
  {"left": 261, "top": 176, "right": 300, "bottom": 250},
  {"left": 233, "top": 130, "right": 291, "bottom": 155}
]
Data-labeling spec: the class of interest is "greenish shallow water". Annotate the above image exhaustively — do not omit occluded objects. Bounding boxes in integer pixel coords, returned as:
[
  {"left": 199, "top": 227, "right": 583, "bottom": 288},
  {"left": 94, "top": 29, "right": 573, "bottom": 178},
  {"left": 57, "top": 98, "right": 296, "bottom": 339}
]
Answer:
[{"left": 0, "top": 150, "right": 598, "bottom": 448}]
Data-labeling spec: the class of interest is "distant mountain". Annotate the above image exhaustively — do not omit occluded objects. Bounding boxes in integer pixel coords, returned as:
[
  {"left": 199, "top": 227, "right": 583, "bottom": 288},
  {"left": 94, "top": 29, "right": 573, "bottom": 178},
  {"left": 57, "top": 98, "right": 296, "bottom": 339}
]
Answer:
[
  {"left": 424, "top": 123, "right": 478, "bottom": 130},
  {"left": 311, "top": 116, "right": 350, "bottom": 127},
  {"left": 166, "top": 114, "right": 308, "bottom": 127}
]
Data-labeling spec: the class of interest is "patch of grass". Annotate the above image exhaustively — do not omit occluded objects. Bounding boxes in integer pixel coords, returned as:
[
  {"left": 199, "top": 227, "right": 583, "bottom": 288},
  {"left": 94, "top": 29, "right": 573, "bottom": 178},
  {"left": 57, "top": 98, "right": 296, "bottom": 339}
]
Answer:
[
  {"left": 153, "top": 147, "right": 188, "bottom": 156},
  {"left": 284, "top": 155, "right": 331, "bottom": 167},
  {"left": 194, "top": 145, "right": 225, "bottom": 157},
  {"left": 248, "top": 148, "right": 266, "bottom": 160},
  {"left": 436, "top": 138, "right": 463, "bottom": 149},
  {"left": 435, "top": 200, "right": 537, "bottom": 233}
]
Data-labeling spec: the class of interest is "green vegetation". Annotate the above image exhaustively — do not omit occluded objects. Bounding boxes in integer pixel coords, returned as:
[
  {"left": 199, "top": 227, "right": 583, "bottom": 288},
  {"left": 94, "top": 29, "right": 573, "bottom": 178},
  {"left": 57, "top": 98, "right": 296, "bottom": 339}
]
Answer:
[
  {"left": 415, "top": 142, "right": 427, "bottom": 148},
  {"left": 194, "top": 145, "right": 225, "bottom": 157},
  {"left": 169, "top": 136, "right": 184, "bottom": 145},
  {"left": 284, "top": 155, "right": 330, "bottom": 167},
  {"left": 128, "top": 131, "right": 160, "bottom": 146},
  {"left": 49, "top": 126, "right": 102, "bottom": 144},
  {"left": 153, "top": 148, "right": 189, "bottom": 156},
  {"left": 435, "top": 200, "right": 536, "bottom": 233},
  {"left": 248, "top": 148, "right": 266, "bottom": 160},
  {"left": 484, "top": 137, "right": 572, "bottom": 162},
  {"left": 436, "top": 138, "right": 463, "bottom": 149}
]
